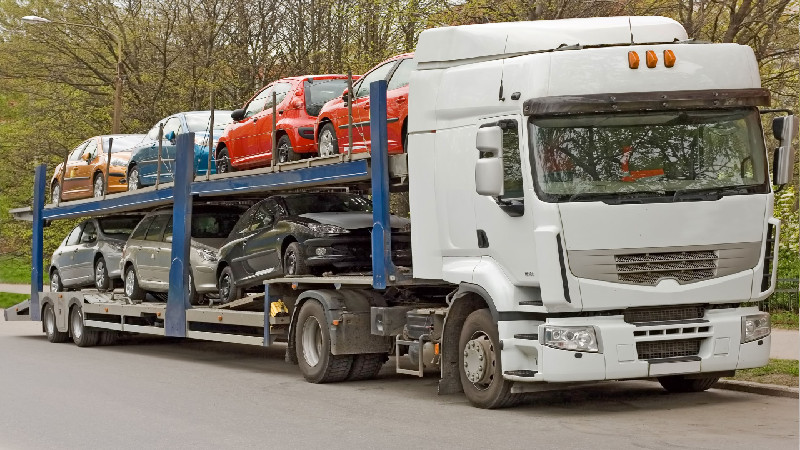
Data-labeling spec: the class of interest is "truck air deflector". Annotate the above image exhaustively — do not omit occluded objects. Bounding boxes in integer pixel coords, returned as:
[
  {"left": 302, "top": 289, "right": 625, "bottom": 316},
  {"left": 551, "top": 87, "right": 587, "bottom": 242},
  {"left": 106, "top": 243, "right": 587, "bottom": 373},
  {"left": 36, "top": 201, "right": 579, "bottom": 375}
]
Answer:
[{"left": 523, "top": 88, "right": 770, "bottom": 116}]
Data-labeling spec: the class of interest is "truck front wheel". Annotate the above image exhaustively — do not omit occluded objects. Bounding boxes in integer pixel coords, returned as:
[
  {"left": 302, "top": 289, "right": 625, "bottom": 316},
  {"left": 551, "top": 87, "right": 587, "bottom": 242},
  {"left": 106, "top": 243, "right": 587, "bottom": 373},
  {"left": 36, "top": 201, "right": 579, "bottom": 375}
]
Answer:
[
  {"left": 658, "top": 375, "right": 719, "bottom": 393},
  {"left": 295, "top": 300, "right": 353, "bottom": 383},
  {"left": 458, "top": 309, "right": 519, "bottom": 408}
]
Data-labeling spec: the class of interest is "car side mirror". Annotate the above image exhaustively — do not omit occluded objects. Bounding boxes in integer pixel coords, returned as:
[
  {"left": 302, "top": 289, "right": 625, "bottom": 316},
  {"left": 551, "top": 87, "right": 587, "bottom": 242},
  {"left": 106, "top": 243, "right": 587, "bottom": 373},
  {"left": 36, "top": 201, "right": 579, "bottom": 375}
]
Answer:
[
  {"left": 475, "top": 126, "right": 504, "bottom": 196},
  {"left": 772, "top": 115, "right": 798, "bottom": 186},
  {"left": 81, "top": 153, "right": 92, "bottom": 163},
  {"left": 231, "top": 108, "right": 246, "bottom": 121},
  {"left": 341, "top": 88, "right": 350, "bottom": 104},
  {"left": 164, "top": 130, "right": 176, "bottom": 144}
]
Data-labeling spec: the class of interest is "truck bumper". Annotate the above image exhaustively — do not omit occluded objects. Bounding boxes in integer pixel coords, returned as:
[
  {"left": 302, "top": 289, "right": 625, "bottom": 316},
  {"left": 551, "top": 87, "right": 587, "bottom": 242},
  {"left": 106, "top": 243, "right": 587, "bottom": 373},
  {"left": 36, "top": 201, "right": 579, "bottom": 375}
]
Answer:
[{"left": 500, "top": 306, "right": 770, "bottom": 383}]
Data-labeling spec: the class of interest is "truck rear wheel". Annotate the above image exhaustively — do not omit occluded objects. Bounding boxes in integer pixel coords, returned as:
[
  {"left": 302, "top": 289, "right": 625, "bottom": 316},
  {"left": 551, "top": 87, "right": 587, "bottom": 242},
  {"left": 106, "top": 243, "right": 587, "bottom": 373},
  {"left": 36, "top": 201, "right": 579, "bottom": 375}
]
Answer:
[
  {"left": 295, "top": 300, "right": 353, "bottom": 383},
  {"left": 43, "top": 303, "right": 69, "bottom": 343},
  {"left": 347, "top": 353, "right": 387, "bottom": 381},
  {"left": 70, "top": 305, "right": 99, "bottom": 347},
  {"left": 458, "top": 309, "right": 519, "bottom": 409},
  {"left": 658, "top": 375, "right": 719, "bottom": 393}
]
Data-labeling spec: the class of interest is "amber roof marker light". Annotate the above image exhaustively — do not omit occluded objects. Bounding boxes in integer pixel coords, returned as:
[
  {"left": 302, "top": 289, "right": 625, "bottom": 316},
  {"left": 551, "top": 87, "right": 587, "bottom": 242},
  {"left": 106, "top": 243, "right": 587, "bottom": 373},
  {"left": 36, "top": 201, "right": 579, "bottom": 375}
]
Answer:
[
  {"left": 664, "top": 50, "right": 676, "bottom": 68},
  {"left": 628, "top": 51, "right": 640, "bottom": 69},
  {"left": 646, "top": 50, "right": 658, "bottom": 68}
]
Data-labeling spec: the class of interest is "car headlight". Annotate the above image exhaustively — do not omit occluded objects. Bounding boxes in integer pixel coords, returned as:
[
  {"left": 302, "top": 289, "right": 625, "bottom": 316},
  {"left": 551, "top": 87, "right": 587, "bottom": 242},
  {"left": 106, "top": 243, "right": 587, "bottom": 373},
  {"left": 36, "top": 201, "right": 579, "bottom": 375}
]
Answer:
[
  {"left": 110, "top": 158, "right": 128, "bottom": 167},
  {"left": 108, "top": 241, "right": 125, "bottom": 252},
  {"left": 741, "top": 313, "right": 770, "bottom": 343},
  {"left": 542, "top": 325, "right": 599, "bottom": 352},
  {"left": 307, "top": 223, "right": 350, "bottom": 235},
  {"left": 195, "top": 248, "right": 218, "bottom": 263}
]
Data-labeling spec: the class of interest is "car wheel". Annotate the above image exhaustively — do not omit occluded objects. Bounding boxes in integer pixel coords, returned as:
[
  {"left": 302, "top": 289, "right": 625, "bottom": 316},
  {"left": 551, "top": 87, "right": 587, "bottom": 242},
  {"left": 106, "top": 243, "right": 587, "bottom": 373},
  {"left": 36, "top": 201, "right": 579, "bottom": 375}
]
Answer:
[
  {"left": 295, "top": 300, "right": 353, "bottom": 383},
  {"left": 216, "top": 147, "right": 235, "bottom": 173},
  {"left": 218, "top": 266, "right": 242, "bottom": 303},
  {"left": 277, "top": 135, "right": 300, "bottom": 163},
  {"left": 318, "top": 123, "right": 339, "bottom": 157},
  {"left": 51, "top": 183, "right": 61, "bottom": 204},
  {"left": 458, "top": 309, "right": 521, "bottom": 409},
  {"left": 94, "top": 257, "right": 110, "bottom": 292},
  {"left": 128, "top": 166, "right": 141, "bottom": 190},
  {"left": 93, "top": 174, "right": 104, "bottom": 198},
  {"left": 50, "top": 269, "right": 64, "bottom": 292},
  {"left": 658, "top": 375, "right": 720, "bottom": 393},
  {"left": 43, "top": 303, "right": 69, "bottom": 343},
  {"left": 70, "top": 305, "right": 99, "bottom": 347},
  {"left": 124, "top": 266, "right": 146, "bottom": 300},
  {"left": 283, "top": 242, "right": 310, "bottom": 276}
]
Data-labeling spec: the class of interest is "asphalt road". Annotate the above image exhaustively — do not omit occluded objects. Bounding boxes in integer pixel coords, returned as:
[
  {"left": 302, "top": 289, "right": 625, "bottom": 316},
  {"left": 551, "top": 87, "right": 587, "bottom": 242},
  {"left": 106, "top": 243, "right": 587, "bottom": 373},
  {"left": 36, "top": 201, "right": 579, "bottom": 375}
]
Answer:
[{"left": 0, "top": 317, "right": 798, "bottom": 450}]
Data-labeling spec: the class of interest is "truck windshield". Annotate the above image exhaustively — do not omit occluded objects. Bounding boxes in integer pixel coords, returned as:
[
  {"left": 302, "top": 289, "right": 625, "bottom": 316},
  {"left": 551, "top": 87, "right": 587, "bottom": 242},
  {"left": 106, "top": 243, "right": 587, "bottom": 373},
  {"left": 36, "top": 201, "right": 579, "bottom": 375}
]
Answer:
[{"left": 528, "top": 108, "right": 769, "bottom": 202}]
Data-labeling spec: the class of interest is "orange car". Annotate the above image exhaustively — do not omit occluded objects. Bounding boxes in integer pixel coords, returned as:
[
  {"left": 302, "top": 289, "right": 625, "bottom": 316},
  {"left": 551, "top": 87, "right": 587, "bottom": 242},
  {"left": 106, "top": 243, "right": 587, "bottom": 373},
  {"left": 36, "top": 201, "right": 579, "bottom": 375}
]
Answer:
[{"left": 50, "top": 134, "right": 146, "bottom": 203}]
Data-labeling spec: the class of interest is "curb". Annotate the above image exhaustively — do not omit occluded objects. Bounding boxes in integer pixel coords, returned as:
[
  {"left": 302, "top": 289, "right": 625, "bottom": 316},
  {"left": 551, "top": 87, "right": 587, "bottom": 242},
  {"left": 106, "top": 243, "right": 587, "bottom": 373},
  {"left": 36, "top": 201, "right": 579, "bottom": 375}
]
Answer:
[{"left": 715, "top": 380, "right": 798, "bottom": 398}]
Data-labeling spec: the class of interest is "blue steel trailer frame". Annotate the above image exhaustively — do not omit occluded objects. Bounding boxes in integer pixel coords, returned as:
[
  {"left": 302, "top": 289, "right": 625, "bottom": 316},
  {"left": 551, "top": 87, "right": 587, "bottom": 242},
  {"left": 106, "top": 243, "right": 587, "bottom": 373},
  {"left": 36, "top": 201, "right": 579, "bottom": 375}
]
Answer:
[{"left": 28, "top": 81, "right": 396, "bottom": 342}]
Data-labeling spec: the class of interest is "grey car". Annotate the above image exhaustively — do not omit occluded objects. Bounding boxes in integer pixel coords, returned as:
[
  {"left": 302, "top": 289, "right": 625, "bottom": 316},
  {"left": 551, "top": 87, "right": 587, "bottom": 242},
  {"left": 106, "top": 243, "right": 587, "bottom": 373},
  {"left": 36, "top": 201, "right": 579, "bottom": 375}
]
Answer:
[
  {"left": 49, "top": 215, "right": 145, "bottom": 292},
  {"left": 120, "top": 205, "right": 245, "bottom": 303}
]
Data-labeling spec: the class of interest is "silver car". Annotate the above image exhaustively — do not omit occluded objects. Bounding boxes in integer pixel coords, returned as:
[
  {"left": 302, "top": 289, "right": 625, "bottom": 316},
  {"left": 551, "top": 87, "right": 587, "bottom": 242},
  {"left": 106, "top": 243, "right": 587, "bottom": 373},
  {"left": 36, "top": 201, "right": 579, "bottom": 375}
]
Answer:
[
  {"left": 119, "top": 205, "right": 244, "bottom": 303},
  {"left": 49, "top": 215, "right": 145, "bottom": 292}
]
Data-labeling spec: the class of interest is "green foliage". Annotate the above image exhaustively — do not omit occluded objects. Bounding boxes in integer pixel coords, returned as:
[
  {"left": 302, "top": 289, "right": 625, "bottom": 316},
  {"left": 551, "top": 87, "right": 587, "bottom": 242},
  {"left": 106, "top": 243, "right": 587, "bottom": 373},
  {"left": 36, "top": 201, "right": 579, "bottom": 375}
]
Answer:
[
  {"left": 0, "top": 292, "right": 29, "bottom": 309},
  {"left": 738, "top": 359, "right": 799, "bottom": 377},
  {"left": 770, "top": 311, "right": 799, "bottom": 329}
]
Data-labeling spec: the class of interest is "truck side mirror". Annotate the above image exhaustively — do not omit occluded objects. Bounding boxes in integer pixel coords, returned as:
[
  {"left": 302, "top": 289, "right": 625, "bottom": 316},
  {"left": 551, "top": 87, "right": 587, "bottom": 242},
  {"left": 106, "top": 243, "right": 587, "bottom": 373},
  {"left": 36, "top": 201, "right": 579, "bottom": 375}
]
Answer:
[
  {"left": 772, "top": 115, "right": 798, "bottom": 186},
  {"left": 475, "top": 126, "right": 504, "bottom": 196}
]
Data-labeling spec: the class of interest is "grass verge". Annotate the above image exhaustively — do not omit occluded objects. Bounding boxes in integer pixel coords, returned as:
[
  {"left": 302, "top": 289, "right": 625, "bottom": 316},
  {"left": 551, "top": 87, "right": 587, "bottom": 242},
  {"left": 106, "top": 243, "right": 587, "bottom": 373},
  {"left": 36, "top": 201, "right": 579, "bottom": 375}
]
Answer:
[
  {"left": 0, "top": 256, "right": 48, "bottom": 284},
  {"left": 771, "top": 311, "right": 799, "bottom": 329},
  {"left": 0, "top": 292, "right": 29, "bottom": 309},
  {"left": 726, "top": 359, "right": 799, "bottom": 387}
]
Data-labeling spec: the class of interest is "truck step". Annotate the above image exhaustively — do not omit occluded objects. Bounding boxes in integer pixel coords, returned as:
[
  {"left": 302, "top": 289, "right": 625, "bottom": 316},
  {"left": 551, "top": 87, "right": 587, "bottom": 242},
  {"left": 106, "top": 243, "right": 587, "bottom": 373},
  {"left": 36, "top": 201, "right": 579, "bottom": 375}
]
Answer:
[
  {"left": 513, "top": 334, "right": 538, "bottom": 340},
  {"left": 504, "top": 370, "right": 538, "bottom": 378}
]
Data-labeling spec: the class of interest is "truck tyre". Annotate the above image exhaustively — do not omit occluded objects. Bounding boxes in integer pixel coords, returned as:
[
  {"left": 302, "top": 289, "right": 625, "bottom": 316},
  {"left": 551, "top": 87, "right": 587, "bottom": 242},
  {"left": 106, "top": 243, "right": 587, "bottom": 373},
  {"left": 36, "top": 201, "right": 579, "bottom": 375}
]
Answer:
[
  {"left": 347, "top": 353, "right": 387, "bottom": 381},
  {"left": 94, "top": 256, "right": 110, "bottom": 292},
  {"left": 218, "top": 266, "right": 242, "bottom": 303},
  {"left": 216, "top": 147, "right": 235, "bottom": 173},
  {"left": 276, "top": 135, "right": 300, "bottom": 163},
  {"left": 318, "top": 123, "right": 339, "bottom": 157},
  {"left": 98, "top": 330, "right": 119, "bottom": 346},
  {"left": 70, "top": 305, "right": 99, "bottom": 347},
  {"left": 124, "top": 266, "right": 146, "bottom": 301},
  {"left": 43, "top": 303, "right": 69, "bottom": 343},
  {"left": 658, "top": 375, "right": 719, "bottom": 393},
  {"left": 458, "top": 309, "right": 519, "bottom": 409},
  {"left": 295, "top": 300, "right": 353, "bottom": 383},
  {"left": 283, "top": 242, "right": 310, "bottom": 276}
]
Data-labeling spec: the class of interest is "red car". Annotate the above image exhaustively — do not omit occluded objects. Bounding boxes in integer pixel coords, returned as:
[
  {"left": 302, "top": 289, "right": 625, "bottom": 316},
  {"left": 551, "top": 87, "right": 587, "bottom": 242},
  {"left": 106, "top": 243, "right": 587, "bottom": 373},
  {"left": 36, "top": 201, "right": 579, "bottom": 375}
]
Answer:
[
  {"left": 315, "top": 53, "right": 415, "bottom": 156},
  {"left": 216, "top": 75, "right": 353, "bottom": 172}
]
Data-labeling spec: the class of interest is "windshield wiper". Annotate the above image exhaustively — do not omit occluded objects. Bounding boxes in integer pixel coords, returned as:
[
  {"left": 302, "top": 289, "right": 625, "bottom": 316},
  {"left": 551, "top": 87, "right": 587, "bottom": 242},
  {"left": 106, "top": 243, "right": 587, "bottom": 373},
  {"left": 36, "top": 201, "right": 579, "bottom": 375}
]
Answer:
[
  {"left": 567, "top": 191, "right": 665, "bottom": 204},
  {"left": 671, "top": 185, "right": 762, "bottom": 202}
]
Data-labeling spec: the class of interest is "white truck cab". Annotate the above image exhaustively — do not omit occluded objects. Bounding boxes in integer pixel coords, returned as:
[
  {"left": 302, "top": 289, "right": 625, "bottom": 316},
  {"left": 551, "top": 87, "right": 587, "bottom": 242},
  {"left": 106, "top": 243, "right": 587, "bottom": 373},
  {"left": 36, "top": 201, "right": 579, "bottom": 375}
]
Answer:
[{"left": 408, "top": 16, "right": 791, "bottom": 407}]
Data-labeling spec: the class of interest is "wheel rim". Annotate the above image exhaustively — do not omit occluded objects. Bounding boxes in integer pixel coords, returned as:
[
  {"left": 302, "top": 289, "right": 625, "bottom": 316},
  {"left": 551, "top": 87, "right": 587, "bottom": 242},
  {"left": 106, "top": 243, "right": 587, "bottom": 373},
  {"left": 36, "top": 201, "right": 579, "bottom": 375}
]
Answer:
[
  {"left": 301, "top": 316, "right": 323, "bottom": 367},
  {"left": 51, "top": 185, "right": 60, "bottom": 204},
  {"left": 319, "top": 130, "right": 334, "bottom": 156},
  {"left": 218, "top": 153, "right": 229, "bottom": 173},
  {"left": 286, "top": 250, "right": 297, "bottom": 275},
  {"left": 45, "top": 307, "right": 55, "bottom": 335},
  {"left": 71, "top": 308, "right": 83, "bottom": 340},
  {"left": 95, "top": 260, "right": 106, "bottom": 288},
  {"left": 219, "top": 273, "right": 231, "bottom": 300},
  {"left": 128, "top": 169, "right": 139, "bottom": 190},
  {"left": 463, "top": 331, "right": 496, "bottom": 390},
  {"left": 125, "top": 269, "right": 135, "bottom": 297},
  {"left": 278, "top": 140, "right": 290, "bottom": 163},
  {"left": 94, "top": 177, "right": 103, "bottom": 197},
  {"left": 50, "top": 272, "right": 60, "bottom": 292},
  {"left": 188, "top": 272, "right": 193, "bottom": 298}
]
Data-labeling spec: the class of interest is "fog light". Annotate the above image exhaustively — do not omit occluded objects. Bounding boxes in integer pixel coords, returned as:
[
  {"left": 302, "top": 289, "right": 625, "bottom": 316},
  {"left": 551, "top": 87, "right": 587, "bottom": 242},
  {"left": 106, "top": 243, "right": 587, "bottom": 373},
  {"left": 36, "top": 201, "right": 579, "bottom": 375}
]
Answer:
[
  {"left": 315, "top": 248, "right": 327, "bottom": 256},
  {"left": 741, "top": 313, "right": 770, "bottom": 343},
  {"left": 543, "top": 325, "right": 599, "bottom": 352}
]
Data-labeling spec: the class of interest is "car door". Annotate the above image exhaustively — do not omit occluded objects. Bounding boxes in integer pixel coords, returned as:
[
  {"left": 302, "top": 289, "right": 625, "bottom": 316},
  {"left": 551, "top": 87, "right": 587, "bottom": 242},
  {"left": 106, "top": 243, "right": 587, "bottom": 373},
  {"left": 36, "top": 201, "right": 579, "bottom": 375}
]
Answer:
[
  {"left": 74, "top": 220, "right": 99, "bottom": 285},
  {"left": 385, "top": 57, "right": 415, "bottom": 152},
  {"left": 125, "top": 215, "right": 154, "bottom": 280},
  {"left": 227, "top": 87, "right": 273, "bottom": 167},
  {"left": 56, "top": 224, "right": 84, "bottom": 285},
  {"left": 151, "top": 217, "right": 174, "bottom": 289},
  {"left": 73, "top": 138, "right": 100, "bottom": 197},
  {"left": 61, "top": 140, "right": 91, "bottom": 198},
  {"left": 239, "top": 200, "right": 283, "bottom": 277},
  {"left": 156, "top": 116, "right": 181, "bottom": 183},
  {"left": 137, "top": 214, "right": 170, "bottom": 287},
  {"left": 350, "top": 60, "right": 399, "bottom": 152}
]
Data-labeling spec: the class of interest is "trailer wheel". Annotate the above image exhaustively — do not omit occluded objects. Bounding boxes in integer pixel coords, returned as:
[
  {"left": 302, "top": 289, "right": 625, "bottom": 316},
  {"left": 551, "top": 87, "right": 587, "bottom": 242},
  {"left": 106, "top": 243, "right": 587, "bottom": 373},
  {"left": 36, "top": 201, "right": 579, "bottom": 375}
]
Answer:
[
  {"left": 276, "top": 135, "right": 300, "bottom": 163},
  {"left": 94, "top": 256, "right": 110, "bottom": 292},
  {"left": 347, "top": 353, "right": 387, "bottom": 381},
  {"left": 283, "top": 242, "right": 310, "bottom": 276},
  {"left": 124, "top": 266, "right": 146, "bottom": 300},
  {"left": 50, "top": 268, "right": 64, "bottom": 292},
  {"left": 43, "top": 303, "right": 68, "bottom": 343},
  {"left": 295, "top": 300, "right": 353, "bottom": 383},
  {"left": 458, "top": 309, "right": 519, "bottom": 409},
  {"left": 658, "top": 375, "right": 719, "bottom": 393},
  {"left": 218, "top": 266, "right": 241, "bottom": 303},
  {"left": 318, "top": 123, "right": 339, "bottom": 156},
  {"left": 70, "top": 305, "right": 99, "bottom": 347}
]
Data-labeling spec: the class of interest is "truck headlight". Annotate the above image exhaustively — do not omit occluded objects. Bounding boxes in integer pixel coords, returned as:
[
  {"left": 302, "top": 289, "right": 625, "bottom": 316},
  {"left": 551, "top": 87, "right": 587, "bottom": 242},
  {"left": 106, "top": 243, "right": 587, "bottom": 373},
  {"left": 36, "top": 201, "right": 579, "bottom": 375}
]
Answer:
[
  {"left": 195, "top": 248, "right": 218, "bottom": 263},
  {"left": 542, "top": 325, "right": 599, "bottom": 352},
  {"left": 741, "top": 313, "right": 770, "bottom": 343}
]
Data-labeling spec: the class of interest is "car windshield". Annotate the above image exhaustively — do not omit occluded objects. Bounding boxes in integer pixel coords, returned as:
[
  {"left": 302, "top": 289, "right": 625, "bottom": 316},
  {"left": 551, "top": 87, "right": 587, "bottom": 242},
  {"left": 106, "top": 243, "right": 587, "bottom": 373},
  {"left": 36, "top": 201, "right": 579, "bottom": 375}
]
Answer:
[
  {"left": 98, "top": 216, "right": 143, "bottom": 239},
  {"left": 191, "top": 212, "right": 240, "bottom": 238},
  {"left": 185, "top": 112, "right": 234, "bottom": 133},
  {"left": 528, "top": 108, "right": 769, "bottom": 202},
  {"left": 283, "top": 193, "right": 372, "bottom": 215},
  {"left": 304, "top": 79, "right": 349, "bottom": 117},
  {"left": 102, "top": 135, "right": 146, "bottom": 153}
]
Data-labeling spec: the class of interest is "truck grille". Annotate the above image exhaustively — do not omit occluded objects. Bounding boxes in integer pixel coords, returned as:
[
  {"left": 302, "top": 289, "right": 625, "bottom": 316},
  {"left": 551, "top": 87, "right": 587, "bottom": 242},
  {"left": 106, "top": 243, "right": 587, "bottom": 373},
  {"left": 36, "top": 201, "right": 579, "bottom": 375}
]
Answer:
[
  {"left": 636, "top": 339, "right": 701, "bottom": 360},
  {"left": 615, "top": 250, "right": 717, "bottom": 285},
  {"left": 624, "top": 305, "right": 705, "bottom": 324}
]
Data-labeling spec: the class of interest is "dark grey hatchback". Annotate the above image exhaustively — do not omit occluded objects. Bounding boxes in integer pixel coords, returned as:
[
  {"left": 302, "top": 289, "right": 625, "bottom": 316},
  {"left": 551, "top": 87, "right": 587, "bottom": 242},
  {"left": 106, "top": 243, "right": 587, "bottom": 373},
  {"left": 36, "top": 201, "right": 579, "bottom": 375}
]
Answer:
[{"left": 216, "top": 192, "right": 411, "bottom": 302}]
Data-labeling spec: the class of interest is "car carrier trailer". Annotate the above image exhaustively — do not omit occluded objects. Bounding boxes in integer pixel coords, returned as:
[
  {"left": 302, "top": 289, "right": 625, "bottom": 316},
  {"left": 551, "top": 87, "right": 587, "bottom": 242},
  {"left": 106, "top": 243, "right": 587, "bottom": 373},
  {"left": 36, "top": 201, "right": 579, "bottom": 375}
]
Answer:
[{"left": 5, "top": 16, "right": 797, "bottom": 409}]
